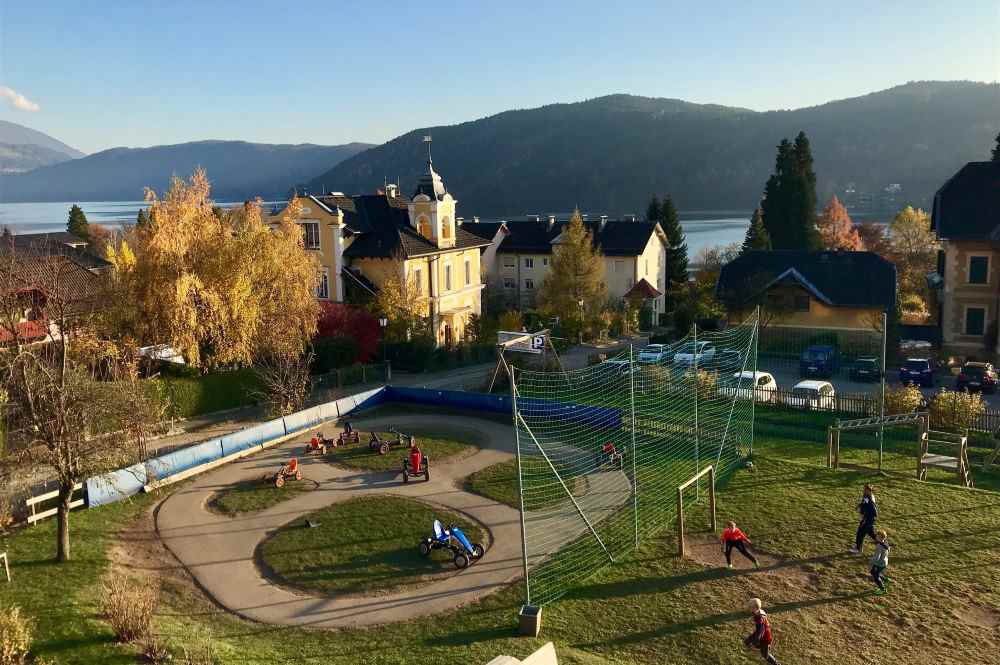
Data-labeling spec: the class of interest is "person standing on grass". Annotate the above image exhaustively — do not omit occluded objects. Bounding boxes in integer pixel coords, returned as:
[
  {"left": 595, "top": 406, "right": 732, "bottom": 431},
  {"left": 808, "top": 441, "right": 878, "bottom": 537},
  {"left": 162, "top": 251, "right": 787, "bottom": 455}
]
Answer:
[
  {"left": 721, "top": 520, "right": 760, "bottom": 569},
  {"left": 744, "top": 597, "right": 781, "bottom": 664},
  {"left": 870, "top": 529, "right": 891, "bottom": 595},
  {"left": 849, "top": 484, "right": 878, "bottom": 555}
]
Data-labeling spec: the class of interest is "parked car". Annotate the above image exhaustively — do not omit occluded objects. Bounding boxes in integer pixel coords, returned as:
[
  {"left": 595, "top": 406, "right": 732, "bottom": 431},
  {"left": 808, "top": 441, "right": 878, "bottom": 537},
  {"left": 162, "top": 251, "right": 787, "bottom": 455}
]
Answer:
[
  {"left": 637, "top": 344, "right": 672, "bottom": 363},
  {"left": 600, "top": 359, "right": 641, "bottom": 378},
  {"left": 899, "top": 358, "right": 935, "bottom": 387},
  {"left": 715, "top": 348, "right": 744, "bottom": 369},
  {"left": 786, "top": 380, "right": 836, "bottom": 410},
  {"left": 799, "top": 345, "right": 838, "bottom": 378},
  {"left": 673, "top": 341, "right": 716, "bottom": 366},
  {"left": 720, "top": 371, "right": 779, "bottom": 403},
  {"left": 956, "top": 362, "right": 998, "bottom": 394},
  {"left": 850, "top": 357, "right": 881, "bottom": 382}
]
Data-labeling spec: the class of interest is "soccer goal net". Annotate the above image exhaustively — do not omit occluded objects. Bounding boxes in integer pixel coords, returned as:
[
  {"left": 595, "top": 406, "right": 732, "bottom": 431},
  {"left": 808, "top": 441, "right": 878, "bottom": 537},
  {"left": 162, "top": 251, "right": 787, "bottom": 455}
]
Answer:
[{"left": 509, "top": 312, "right": 758, "bottom": 605}]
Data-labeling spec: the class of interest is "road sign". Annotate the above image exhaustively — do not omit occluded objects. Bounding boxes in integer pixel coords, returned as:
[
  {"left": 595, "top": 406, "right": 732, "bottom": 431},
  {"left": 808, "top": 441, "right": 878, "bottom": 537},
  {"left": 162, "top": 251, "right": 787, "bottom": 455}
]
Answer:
[{"left": 498, "top": 329, "right": 549, "bottom": 355}]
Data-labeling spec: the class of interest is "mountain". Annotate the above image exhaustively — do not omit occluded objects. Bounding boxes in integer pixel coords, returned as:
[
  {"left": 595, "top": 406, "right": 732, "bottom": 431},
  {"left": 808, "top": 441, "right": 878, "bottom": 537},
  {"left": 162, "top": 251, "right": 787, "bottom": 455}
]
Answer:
[
  {"left": 0, "top": 120, "right": 85, "bottom": 173},
  {"left": 308, "top": 81, "right": 1000, "bottom": 217},
  {"left": 0, "top": 140, "right": 372, "bottom": 202}
]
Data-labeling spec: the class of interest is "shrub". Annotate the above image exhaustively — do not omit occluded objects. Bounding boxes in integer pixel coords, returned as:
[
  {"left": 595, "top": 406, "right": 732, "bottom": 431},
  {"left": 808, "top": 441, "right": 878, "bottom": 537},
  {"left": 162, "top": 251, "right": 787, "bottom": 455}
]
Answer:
[
  {"left": 154, "top": 369, "right": 260, "bottom": 419},
  {"left": 312, "top": 336, "right": 361, "bottom": 373},
  {"left": 885, "top": 384, "right": 923, "bottom": 415},
  {"left": 0, "top": 605, "right": 32, "bottom": 665},
  {"left": 930, "top": 388, "right": 985, "bottom": 432},
  {"left": 141, "top": 634, "right": 171, "bottom": 664},
  {"left": 100, "top": 571, "right": 159, "bottom": 643},
  {"left": 498, "top": 310, "right": 523, "bottom": 332},
  {"left": 316, "top": 303, "right": 379, "bottom": 362}
]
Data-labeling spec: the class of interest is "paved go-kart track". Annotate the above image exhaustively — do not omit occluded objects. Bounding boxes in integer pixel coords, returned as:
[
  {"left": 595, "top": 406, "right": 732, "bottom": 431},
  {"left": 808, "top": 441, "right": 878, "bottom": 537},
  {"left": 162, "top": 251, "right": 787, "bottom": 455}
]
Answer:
[{"left": 156, "top": 413, "right": 631, "bottom": 628}]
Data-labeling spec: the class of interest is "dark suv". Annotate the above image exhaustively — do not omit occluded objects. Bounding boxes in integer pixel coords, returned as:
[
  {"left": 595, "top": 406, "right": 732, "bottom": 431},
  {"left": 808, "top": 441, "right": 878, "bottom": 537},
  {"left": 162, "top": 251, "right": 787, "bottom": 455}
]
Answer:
[
  {"left": 956, "top": 362, "right": 998, "bottom": 394},
  {"left": 899, "top": 358, "right": 934, "bottom": 387},
  {"left": 800, "top": 345, "right": 838, "bottom": 378},
  {"left": 850, "top": 357, "right": 881, "bottom": 382}
]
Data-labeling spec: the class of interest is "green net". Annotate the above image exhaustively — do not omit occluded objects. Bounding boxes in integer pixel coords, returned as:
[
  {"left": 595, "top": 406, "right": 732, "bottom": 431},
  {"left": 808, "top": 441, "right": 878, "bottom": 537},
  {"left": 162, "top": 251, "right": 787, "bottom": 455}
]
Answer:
[{"left": 511, "top": 312, "right": 758, "bottom": 605}]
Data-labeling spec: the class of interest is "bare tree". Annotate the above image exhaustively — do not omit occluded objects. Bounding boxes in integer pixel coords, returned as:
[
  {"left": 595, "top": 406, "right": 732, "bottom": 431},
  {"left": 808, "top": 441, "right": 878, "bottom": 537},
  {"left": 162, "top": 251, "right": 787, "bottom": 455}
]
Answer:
[
  {"left": 254, "top": 349, "right": 314, "bottom": 417},
  {"left": 0, "top": 243, "right": 159, "bottom": 561}
]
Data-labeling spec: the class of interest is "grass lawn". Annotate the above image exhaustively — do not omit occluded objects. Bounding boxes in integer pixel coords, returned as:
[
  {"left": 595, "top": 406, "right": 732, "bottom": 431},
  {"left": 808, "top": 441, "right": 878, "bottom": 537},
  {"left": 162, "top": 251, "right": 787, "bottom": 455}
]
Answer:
[
  {"left": 4, "top": 407, "right": 1000, "bottom": 664},
  {"left": 208, "top": 478, "right": 314, "bottom": 516},
  {"left": 465, "top": 458, "right": 587, "bottom": 511},
  {"left": 258, "top": 495, "right": 486, "bottom": 596},
  {"left": 325, "top": 430, "right": 474, "bottom": 472}
]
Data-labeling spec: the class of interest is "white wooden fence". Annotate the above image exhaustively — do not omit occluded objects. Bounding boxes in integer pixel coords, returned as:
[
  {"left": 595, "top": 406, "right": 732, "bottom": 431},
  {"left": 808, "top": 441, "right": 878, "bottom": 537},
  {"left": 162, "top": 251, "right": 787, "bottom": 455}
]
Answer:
[{"left": 25, "top": 482, "right": 84, "bottom": 525}]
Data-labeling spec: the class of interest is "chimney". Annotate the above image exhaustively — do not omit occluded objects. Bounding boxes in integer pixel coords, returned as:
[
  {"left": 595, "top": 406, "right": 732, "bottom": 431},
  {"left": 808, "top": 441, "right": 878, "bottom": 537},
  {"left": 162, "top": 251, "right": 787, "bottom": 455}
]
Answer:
[
  {"left": 529, "top": 214, "right": 541, "bottom": 222},
  {"left": 473, "top": 216, "right": 480, "bottom": 224},
  {"left": 385, "top": 183, "right": 399, "bottom": 198},
  {"left": 600, "top": 215, "right": 608, "bottom": 231},
  {"left": 547, "top": 215, "right": 556, "bottom": 230},
  {"left": 456, "top": 216, "right": 464, "bottom": 227}
]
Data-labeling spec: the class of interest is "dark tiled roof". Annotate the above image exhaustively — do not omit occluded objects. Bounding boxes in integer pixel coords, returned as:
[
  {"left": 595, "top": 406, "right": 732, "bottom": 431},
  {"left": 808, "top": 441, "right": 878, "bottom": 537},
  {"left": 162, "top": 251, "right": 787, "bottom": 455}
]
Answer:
[
  {"left": 413, "top": 161, "right": 447, "bottom": 201},
  {"left": 461, "top": 221, "right": 505, "bottom": 241},
  {"left": 493, "top": 219, "right": 660, "bottom": 257},
  {"left": 0, "top": 251, "right": 104, "bottom": 311},
  {"left": 625, "top": 277, "right": 662, "bottom": 300},
  {"left": 8, "top": 232, "right": 111, "bottom": 270},
  {"left": 716, "top": 250, "right": 897, "bottom": 310},
  {"left": 931, "top": 161, "right": 1000, "bottom": 239}
]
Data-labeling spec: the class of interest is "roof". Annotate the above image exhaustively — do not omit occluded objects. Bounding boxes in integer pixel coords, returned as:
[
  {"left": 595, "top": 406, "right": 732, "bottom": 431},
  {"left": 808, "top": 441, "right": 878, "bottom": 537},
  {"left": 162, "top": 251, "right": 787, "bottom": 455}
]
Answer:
[
  {"left": 793, "top": 380, "right": 833, "bottom": 389},
  {"left": 413, "top": 160, "right": 447, "bottom": 201},
  {"left": 491, "top": 219, "right": 661, "bottom": 257},
  {"left": 462, "top": 221, "right": 506, "bottom": 242},
  {"left": 624, "top": 277, "right": 662, "bottom": 300},
  {"left": 7, "top": 232, "right": 111, "bottom": 271},
  {"left": 717, "top": 250, "right": 897, "bottom": 310},
  {"left": 931, "top": 161, "right": 1000, "bottom": 239}
]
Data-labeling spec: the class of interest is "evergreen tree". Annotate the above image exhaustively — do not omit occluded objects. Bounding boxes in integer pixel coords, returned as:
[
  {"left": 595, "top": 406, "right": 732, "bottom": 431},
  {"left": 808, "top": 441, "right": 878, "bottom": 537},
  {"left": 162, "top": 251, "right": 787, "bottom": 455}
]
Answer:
[
  {"left": 537, "top": 209, "right": 607, "bottom": 340},
  {"left": 760, "top": 133, "right": 820, "bottom": 250},
  {"left": 790, "top": 131, "right": 820, "bottom": 250},
  {"left": 741, "top": 207, "right": 772, "bottom": 254},
  {"left": 645, "top": 195, "right": 661, "bottom": 222},
  {"left": 67, "top": 204, "right": 89, "bottom": 239},
  {"left": 660, "top": 194, "right": 688, "bottom": 304},
  {"left": 992, "top": 132, "right": 1000, "bottom": 162},
  {"left": 136, "top": 208, "right": 150, "bottom": 227}
]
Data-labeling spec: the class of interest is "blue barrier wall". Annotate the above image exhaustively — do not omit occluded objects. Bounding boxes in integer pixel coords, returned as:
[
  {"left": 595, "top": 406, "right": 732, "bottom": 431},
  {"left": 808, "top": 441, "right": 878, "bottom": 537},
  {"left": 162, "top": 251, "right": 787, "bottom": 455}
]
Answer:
[
  {"left": 86, "top": 462, "right": 149, "bottom": 507},
  {"left": 145, "top": 438, "right": 224, "bottom": 482},
  {"left": 220, "top": 418, "right": 285, "bottom": 457}
]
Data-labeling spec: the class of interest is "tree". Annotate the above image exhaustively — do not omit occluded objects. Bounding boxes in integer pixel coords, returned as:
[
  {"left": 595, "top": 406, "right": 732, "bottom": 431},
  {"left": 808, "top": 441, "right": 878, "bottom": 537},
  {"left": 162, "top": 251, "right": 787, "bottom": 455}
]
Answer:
[
  {"left": 930, "top": 389, "right": 985, "bottom": 431},
  {"left": 660, "top": 194, "right": 689, "bottom": 306},
  {"left": 67, "top": 204, "right": 89, "bottom": 240},
  {"left": 888, "top": 206, "right": 937, "bottom": 318},
  {"left": 816, "top": 195, "right": 863, "bottom": 251},
  {"left": 104, "top": 170, "right": 319, "bottom": 369},
  {"left": 316, "top": 303, "right": 380, "bottom": 362},
  {"left": 254, "top": 349, "right": 314, "bottom": 416},
  {"left": 136, "top": 208, "right": 150, "bottom": 227},
  {"left": 371, "top": 272, "right": 429, "bottom": 342},
  {"left": 856, "top": 222, "right": 891, "bottom": 257},
  {"left": 741, "top": 207, "right": 772, "bottom": 254},
  {"left": 645, "top": 195, "right": 661, "bottom": 222},
  {"left": 674, "top": 243, "right": 739, "bottom": 331},
  {"left": 0, "top": 247, "right": 160, "bottom": 561},
  {"left": 761, "top": 133, "right": 821, "bottom": 250},
  {"left": 992, "top": 132, "right": 1000, "bottom": 162},
  {"left": 537, "top": 209, "right": 607, "bottom": 341}
]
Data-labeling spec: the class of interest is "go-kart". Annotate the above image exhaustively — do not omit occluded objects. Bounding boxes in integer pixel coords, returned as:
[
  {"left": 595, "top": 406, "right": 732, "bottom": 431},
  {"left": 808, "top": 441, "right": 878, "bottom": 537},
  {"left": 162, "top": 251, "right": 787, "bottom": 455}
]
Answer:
[
  {"left": 418, "top": 519, "right": 484, "bottom": 569},
  {"left": 369, "top": 427, "right": 410, "bottom": 455},
  {"left": 265, "top": 457, "right": 302, "bottom": 488},
  {"left": 304, "top": 433, "right": 333, "bottom": 455},
  {"left": 401, "top": 446, "right": 430, "bottom": 483},
  {"left": 336, "top": 421, "right": 360, "bottom": 446},
  {"left": 595, "top": 441, "right": 625, "bottom": 470}
]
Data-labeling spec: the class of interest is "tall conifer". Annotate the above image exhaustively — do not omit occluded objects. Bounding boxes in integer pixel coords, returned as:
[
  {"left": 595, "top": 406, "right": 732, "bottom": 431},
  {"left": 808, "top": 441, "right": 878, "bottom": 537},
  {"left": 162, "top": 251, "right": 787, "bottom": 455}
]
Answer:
[{"left": 67, "top": 204, "right": 89, "bottom": 239}]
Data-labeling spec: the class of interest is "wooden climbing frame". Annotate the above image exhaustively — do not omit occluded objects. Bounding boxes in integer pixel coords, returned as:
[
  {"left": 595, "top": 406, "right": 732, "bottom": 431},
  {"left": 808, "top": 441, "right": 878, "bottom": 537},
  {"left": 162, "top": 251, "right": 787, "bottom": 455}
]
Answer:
[
  {"left": 919, "top": 430, "right": 973, "bottom": 487},
  {"left": 827, "top": 412, "right": 929, "bottom": 470}
]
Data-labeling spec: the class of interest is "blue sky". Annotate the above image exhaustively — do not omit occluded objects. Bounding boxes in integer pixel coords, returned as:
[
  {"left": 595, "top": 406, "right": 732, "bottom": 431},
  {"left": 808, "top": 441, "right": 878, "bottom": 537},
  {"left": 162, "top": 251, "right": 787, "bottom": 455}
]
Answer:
[{"left": 1, "top": 1, "right": 997, "bottom": 154}]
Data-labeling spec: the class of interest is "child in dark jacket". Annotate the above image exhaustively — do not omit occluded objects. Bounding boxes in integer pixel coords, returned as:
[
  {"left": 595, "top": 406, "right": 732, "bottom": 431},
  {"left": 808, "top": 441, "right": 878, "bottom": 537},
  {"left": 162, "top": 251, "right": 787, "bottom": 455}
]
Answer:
[
  {"left": 744, "top": 598, "right": 780, "bottom": 664},
  {"left": 849, "top": 484, "right": 878, "bottom": 554}
]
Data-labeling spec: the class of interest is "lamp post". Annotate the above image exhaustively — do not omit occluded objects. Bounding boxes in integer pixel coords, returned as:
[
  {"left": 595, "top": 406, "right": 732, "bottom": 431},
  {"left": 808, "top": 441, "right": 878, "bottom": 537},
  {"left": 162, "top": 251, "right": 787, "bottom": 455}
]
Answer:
[
  {"left": 577, "top": 299, "right": 585, "bottom": 345},
  {"left": 379, "top": 316, "right": 390, "bottom": 381}
]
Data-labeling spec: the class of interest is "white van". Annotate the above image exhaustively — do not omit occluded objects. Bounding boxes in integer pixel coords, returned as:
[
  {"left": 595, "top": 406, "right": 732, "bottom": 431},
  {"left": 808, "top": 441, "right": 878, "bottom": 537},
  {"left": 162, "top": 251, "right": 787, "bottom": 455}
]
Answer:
[{"left": 787, "top": 380, "right": 835, "bottom": 410}]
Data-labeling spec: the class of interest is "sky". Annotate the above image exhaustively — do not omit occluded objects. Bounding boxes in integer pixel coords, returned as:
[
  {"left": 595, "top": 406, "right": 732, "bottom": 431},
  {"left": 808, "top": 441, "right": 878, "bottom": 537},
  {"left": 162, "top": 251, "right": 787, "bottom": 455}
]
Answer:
[{"left": 0, "top": 1, "right": 997, "bottom": 154}]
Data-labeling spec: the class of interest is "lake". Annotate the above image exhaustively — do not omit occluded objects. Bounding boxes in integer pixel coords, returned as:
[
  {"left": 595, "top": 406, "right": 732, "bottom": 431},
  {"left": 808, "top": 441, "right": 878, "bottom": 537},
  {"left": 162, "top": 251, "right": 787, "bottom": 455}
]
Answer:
[{"left": 0, "top": 200, "right": 754, "bottom": 257}]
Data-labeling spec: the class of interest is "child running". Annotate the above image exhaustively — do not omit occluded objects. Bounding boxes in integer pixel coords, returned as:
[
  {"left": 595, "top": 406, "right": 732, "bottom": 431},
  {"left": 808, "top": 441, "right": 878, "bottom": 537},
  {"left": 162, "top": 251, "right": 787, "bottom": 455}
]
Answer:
[
  {"left": 744, "top": 597, "right": 781, "bottom": 664},
  {"left": 870, "top": 529, "right": 891, "bottom": 595},
  {"left": 849, "top": 484, "right": 878, "bottom": 555},
  {"left": 721, "top": 520, "right": 760, "bottom": 569}
]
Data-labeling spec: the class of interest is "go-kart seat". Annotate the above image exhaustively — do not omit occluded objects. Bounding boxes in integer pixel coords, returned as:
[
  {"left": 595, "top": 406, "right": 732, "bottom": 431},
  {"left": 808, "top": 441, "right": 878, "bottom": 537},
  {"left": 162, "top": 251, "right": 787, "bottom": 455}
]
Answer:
[{"left": 432, "top": 519, "right": 450, "bottom": 543}]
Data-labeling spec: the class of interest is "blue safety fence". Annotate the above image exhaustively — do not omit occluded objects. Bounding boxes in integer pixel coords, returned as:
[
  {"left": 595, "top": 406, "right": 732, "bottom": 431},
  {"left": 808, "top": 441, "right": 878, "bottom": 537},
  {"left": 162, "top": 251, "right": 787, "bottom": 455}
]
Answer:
[
  {"left": 145, "top": 438, "right": 225, "bottom": 484},
  {"left": 86, "top": 462, "right": 149, "bottom": 508}
]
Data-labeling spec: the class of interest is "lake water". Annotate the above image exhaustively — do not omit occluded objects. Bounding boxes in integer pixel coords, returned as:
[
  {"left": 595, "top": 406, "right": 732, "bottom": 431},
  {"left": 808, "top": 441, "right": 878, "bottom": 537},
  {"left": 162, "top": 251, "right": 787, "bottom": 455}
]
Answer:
[{"left": 0, "top": 200, "right": 753, "bottom": 257}]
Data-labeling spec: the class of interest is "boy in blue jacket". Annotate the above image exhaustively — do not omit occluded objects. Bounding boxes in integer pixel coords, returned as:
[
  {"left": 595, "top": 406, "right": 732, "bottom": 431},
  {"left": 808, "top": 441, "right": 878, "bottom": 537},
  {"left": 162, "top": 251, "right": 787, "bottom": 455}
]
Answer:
[{"left": 849, "top": 484, "right": 878, "bottom": 555}]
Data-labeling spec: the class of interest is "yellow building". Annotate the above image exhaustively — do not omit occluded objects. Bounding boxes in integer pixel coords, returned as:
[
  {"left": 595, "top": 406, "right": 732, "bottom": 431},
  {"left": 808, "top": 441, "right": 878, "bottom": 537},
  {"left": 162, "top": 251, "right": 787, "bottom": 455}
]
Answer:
[{"left": 268, "top": 159, "right": 490, "bottom": 347}]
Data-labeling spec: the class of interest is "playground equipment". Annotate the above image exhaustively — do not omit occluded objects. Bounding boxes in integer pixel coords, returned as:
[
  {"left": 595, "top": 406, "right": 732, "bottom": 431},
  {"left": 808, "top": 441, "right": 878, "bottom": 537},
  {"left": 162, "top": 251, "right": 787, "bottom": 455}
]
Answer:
[
  {"left": 402, "top": 446, "right": 430, "bottom": 483},
  {"left": 827, "top": 412, "right": 928, "bottom": 470},
  {"left": 919, "top": 429, "right": 973, "bottom": 487},
  {"left": 418, "top": 519, "right": 485, "bottom": 569},
  {"left": 369, "top": 427, "right": 410, "bottom": 455},
  {"left": 266, "top": 457, "right": 302, "bottom": 488},
  {"left": 676, "top": 465, "right": 717, "bottom": 557},
  {"left": 595, "top": 441, "right": 625, "bottom": 470},
  {"left": 337, "top": 422, "right": 360, "bottom": 446}
]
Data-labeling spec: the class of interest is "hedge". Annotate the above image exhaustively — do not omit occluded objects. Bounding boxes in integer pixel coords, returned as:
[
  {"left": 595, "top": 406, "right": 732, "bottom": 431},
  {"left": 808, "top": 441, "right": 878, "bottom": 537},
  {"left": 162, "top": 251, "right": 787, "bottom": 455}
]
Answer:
[{"left": 152, "top": 368, "right": 261, "bottom": 419}]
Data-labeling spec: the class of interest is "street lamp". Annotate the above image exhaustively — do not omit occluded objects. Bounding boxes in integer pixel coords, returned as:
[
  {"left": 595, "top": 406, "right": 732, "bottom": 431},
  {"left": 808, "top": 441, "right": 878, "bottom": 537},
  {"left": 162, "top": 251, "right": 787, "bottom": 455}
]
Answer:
[
  {"left": 379, "top": 316, "right": 389, "bottom": 380},
  {"left": 577, "top": 299, "right": 585, "bottom": 345}
]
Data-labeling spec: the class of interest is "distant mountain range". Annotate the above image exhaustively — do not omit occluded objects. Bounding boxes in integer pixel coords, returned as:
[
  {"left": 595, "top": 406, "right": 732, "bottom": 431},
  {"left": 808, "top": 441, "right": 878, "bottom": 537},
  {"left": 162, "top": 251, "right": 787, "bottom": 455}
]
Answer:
[
  {"left": 0, "top": 120, "right": 85, "bottom": 173},
  {"left": 0, "top": 140, "right": 372, "bottom": 202},
  {"left": 309, "top": 81, "right": 1000, "bottom": 216}
]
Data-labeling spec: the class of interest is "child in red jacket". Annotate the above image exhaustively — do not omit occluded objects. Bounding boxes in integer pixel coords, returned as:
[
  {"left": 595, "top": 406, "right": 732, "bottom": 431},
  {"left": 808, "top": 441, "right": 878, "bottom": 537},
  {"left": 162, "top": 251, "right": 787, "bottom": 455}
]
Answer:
[
  {"left": 744, "top": 597, "right": 780, "bottom": 664},
  {"left": 721, "top": 521, "right": 760, "bottom": 569}
]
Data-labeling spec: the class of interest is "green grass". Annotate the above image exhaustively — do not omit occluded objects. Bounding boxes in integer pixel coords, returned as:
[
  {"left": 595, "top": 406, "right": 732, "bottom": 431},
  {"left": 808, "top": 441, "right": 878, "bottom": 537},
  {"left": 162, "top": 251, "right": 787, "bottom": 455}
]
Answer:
[
  {"left": 326, "top": 430, "right": 474, "bottom": 472},
  {"left": 258, "top": 495, "right": 486, "bottom": 596},
  {"left": 465, "top": 458, "right": 587, "bottom": 511},
  {"left": 208, "top": 479, "right": 313, "bottom": 516}
]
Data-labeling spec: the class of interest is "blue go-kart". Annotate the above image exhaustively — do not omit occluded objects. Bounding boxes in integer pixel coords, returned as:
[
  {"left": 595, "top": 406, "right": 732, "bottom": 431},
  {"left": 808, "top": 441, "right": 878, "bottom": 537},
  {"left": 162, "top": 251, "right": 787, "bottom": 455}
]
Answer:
[{"left": 418, "top": 519, "right": 485, "bottom": 569}]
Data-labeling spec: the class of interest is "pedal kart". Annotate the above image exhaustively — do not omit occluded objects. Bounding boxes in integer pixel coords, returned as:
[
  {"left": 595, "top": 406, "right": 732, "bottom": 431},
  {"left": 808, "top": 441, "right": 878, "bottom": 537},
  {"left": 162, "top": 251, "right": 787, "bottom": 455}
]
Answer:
[
  {"left": 304, "top": 433, "right": 333, "bottom": 455},
  {"left": 595, "top": 441, "right": 625, "bottom": 470},
  {"left": 369, "top": 427, "right": 410, "bottom": 455},
  {"left": 401, "top": 447, "right": 430, "bottom": 483},
  {"left": 337, "top": 422, "right": 360, "bottom": 446},
  {"left": 418, "top": 519, "right": 485, "bottom": 569},
  {"left": 265, "top": 457, "right": 302, "bottom": 488}
]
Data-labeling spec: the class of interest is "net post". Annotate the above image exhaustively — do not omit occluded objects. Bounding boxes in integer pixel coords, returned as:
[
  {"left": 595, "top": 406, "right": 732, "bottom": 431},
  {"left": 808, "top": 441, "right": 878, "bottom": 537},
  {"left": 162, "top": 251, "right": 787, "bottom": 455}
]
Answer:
[
  {"left": 879, "top": 311, "right": 887, "bottom": 471},
  {"left": 693, "top": 321, "right": 699, "bottom": 500},
  {"left": 676, "top": 487, "right": 685, "bottom": 557},
  {"left": 507, "top": 356, "right": 531, "bottom": 606},
  {"left": 708, "top": 465, "right": 717, "bottom": 532},
  {"left": 629, "top": 343, "right": 639, "bottom": 549},
  {"left": 751, "top": 305, "right": 759, "bottom": 459}
]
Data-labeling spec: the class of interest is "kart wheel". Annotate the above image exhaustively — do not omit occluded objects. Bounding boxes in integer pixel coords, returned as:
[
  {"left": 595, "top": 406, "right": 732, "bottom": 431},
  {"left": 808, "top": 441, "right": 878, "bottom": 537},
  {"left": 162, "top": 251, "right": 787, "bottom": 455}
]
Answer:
[
  {"left": 275, "top": 475, "right": 285, "bottom": 488},
  {"left": 379, "top": 442, "right": 389, "bottom": 455},
  {"left": 454, "top": 553, "right": 469, "bottom": 569},
  {"left": 419, "top": 541, "right": 431, "bottom": 557},
  {"left": 424, "top": 469, "right": 430, "bottom": 481},
  {"left": 403, "top": 471, "right": 409, "bottom": 483},
  {"left": 472, "top": 543, "right": 485, "bottom": 559}
]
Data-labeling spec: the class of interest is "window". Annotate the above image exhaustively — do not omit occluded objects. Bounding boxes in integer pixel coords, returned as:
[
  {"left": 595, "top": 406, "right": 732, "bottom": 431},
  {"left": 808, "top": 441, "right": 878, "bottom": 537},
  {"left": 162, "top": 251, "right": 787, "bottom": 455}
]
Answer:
[
  {"left": 969, "top": 256, "right": 989, "bottom": 284},
  {"left": 794, "top": 295, "right": 810, "bottom": 311},
  {"left": 300, "top": 222, "right": 320, "bottom": 249},
  {"left": 444, "top": 264, "right": 452, "bottom": 291},
  {"left": 645, "top": 259, "right": 649, "bottom": 274},
  {"left": 543, "top": 257, "right": 549, "bottom": 267},
  {"left": 524, "top": 257, "right": 534, "bottom": 269},
  {"left": 503, "top": 277, "right": 516, "bottom": 289},
  {"left": 464, "top": 259, "right": 472, "bottom": 286},
  {"left": 441, "top": 218, "right": 452, "bottom": 239},
  {"left": 525, "top": 278, "right": 535, "bottom": 290},
  {"left": 503, "top": 256, "right": 516, "bottom": 269},
  {"left": 417, "top": 217, "right": 432, "bottom": 240},
  {"left": 614, "top": 260, "right": 625, "bottom": 273},
  {"left": 316, "top": 270, "right": 329, "bottom": 299},
  {"left": 965, "top": 307, "right": 986, "bottom": 336},
  {"left": 413, "top": 268, "right": 423, "bottom": 296}
]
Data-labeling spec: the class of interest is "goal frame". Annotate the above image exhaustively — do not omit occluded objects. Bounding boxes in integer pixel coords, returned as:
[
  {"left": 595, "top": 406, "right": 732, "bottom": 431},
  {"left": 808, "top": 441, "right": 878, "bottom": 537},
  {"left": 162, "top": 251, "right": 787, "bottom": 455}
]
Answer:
[{"left": 676, "top": 465, "right": 717, "bottom": 557}]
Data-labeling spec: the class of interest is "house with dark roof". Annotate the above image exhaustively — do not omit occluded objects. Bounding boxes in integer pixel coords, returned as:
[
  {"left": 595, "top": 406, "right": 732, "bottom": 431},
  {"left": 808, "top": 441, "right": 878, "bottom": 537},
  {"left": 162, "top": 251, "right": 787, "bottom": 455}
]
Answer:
[
  {"left": 266, "top": 159, "right": 491, "bottom": 347},
  {"left": 931, "top": 160, "right": 1000, "bottom": 353},
  {"left": 717, "top": 251, "right": 897, "bottom": 332},
  {"left": 465, "top": 216, "right": 668, "bottom": 312}
]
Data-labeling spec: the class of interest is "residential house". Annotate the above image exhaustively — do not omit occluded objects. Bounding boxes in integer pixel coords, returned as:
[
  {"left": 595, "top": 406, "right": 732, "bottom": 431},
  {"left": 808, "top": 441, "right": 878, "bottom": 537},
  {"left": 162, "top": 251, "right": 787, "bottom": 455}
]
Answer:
[
  {"left": 464, "top": 216, "right": 669, "bottom": 313},
  {"left": 267, "top": 159, "right": 491, "bottom": 347},
  {"left": 931, "top": 161, "right": 1000, "bottom": 353},
  {"left": 716, "top": 250, "right": 897, "bottom": 331}
]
